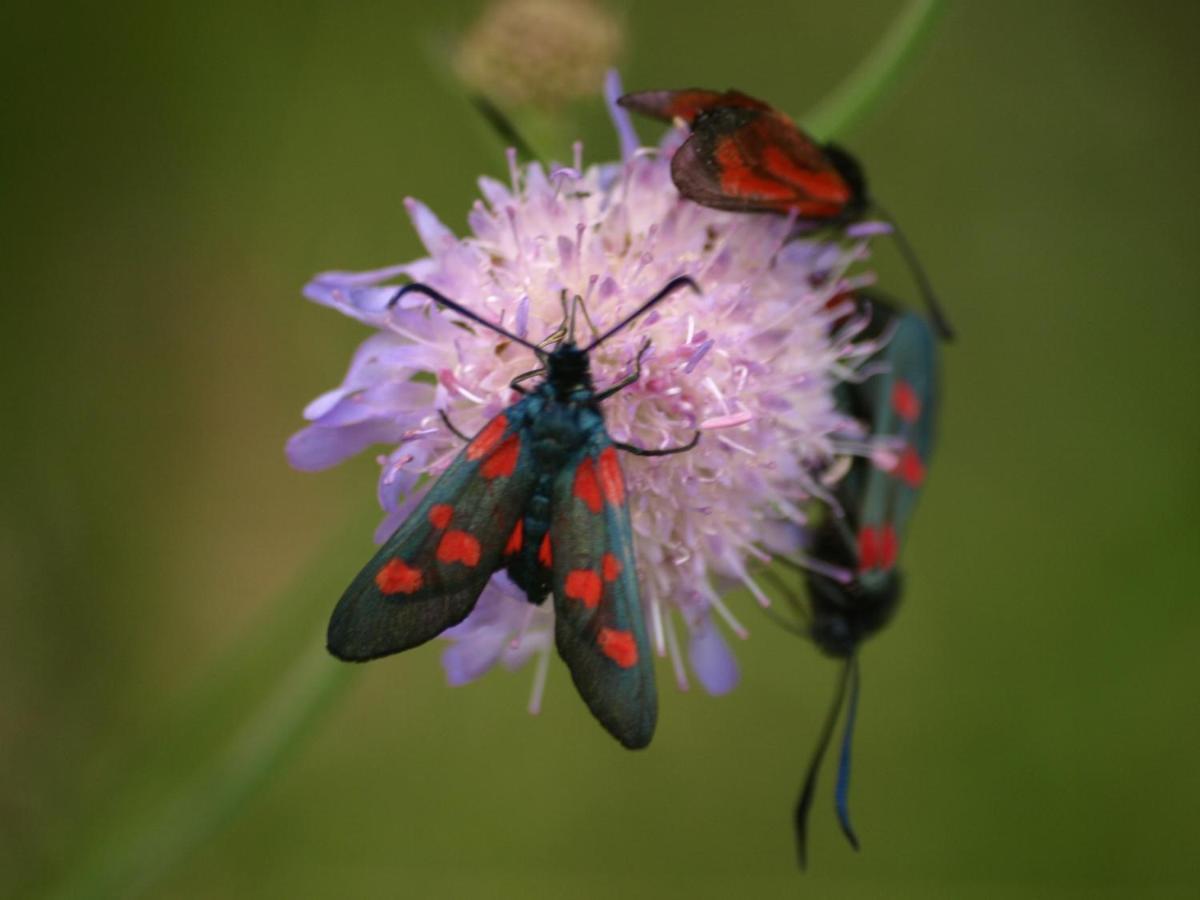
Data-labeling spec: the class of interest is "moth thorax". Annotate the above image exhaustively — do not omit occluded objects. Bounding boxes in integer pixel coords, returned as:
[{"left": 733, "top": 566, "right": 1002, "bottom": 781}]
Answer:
[
  {"left": 546, "top": 344, "right": 593, "bottom": 397},
  {"left": 821, "top": 142, "right": 869, "bottom": 219},
  {"left": 807, "top": 570, "right": 903, "bottom": 658}
]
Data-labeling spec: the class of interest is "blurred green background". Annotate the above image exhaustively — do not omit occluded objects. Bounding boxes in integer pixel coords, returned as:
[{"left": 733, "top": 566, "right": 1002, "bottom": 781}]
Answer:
[{"left": 4, "top": 1, "right": 1198, "bottom": 897}]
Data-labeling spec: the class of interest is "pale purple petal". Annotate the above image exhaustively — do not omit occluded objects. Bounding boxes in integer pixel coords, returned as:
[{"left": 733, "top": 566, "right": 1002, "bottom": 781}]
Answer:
[
  {"left": 442, "top": 624, "right": 511, "bottom": 686},
  {"left": 285, "top": 420, "right": 404, "bottom": 471},
  {"left": 404, "top": 197, "right": 457, "bottom": 256},
  {"left": 689, "top": 618, "right": 740, "bottom": 695},
  {"left": 604, "top": 69, "right": 639, "bottom": 162},
  {"left": 845, "top": 220, "right": 893, "bottom": 238}
]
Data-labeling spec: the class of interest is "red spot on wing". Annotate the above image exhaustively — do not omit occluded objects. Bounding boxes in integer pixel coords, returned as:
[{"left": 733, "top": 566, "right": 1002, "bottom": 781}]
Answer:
[
  {"left": 481, "top": 434, "right": 521, "bottom": 479},
  {"left": 466, "top": 414, "right": 508, "bottom": 461},
  {"left": 891, "top": 381, "right": 921, "bottom": 423},
  {"left": 895, "top": 445, "right": 926, "bottom": 488},
  {"left": 505, "top": 518, "right": 523, "bottom": 555},
  {"left": 760, "top": 145, "right": 851, "bottom": 205},
  {"left": 428, "top": 504, "right": 453, "bottom": 530},
  {"left": 573, "top": 457, "right": 603, "bottom": 513},
  {"left": 565, "top": 569, "right": 602, "bottom": 609},
  {"left": 437, "top": 530, "right": 481, "bottom": 567},
  {"left": 538, "top": 533, "right": 552, "bottom": 567},
  {"left": 602, "top": 552, "right": 622, "bottom": 582},
  {"left": 598, "top": 447, "right": 625, "bottom": 506},
  {"left": 713, "top": 136, "right": 847, "bottom": 217},
  {"left": 716, "top": 138, "right": 794, "bottom": 202},
  {"left": 597, "top": 628, "right": 638, "bottom": 668},
  {"left": 375, "top": 559, "right": 423, "bottom": 595},
  {"left": 858, "top": 526, "right": 881, "bottom": 572},
  {"left": 881, "top": 523, "right": 899, "bottom": 570}
]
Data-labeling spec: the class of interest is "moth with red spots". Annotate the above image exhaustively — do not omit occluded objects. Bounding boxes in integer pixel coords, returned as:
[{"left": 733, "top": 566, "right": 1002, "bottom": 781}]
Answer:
[
  {"left": 618, "top": 88, "right": 955, "bottom": 341},
  {"left": 327, "top": 277, "right": 701, "bottom": 749},
  {"left": 788, "top": 292, "right": 940, "bottom": 866}
]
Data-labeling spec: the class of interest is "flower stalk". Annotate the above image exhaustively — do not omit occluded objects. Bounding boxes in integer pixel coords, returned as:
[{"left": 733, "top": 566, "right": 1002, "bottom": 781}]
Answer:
[{"left": 802, "top": 0, "right": 946, "bottom": 140}]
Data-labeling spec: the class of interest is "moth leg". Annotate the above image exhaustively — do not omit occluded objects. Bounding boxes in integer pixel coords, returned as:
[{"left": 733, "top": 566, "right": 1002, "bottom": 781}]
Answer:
[
  {"left": 539, "top": 292, "right": 570, "bottom": 349},
  {"left": 575, "top": 294, "right": 601, "bottom": 343},
  {"left": 439, "top": 409, "right": 470, "bottom": 443},
  {"left": 595, "top": 339, "right": 652, "bottom": 401},
  {"left": 614, "top": 430, "right": 700, "bottom": 457},
  {"left": 509, "top": 367, "right": 545, "bottom": 394}
]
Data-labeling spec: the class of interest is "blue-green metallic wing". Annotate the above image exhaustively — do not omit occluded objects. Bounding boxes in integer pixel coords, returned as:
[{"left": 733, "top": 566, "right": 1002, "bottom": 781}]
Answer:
[
  {"left": 549, "top": 432, "right": 657, "bottom": 749},
  {"left": 328, "top": 407, "right": 538, "bottom": 662},
  {"left": 855, "top": 305, "right": 939, "bottom": 545}
]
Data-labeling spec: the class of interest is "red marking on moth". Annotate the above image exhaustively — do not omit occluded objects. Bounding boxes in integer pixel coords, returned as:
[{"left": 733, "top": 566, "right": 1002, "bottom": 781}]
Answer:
[
  {"left": 881, "top": 523, "right": 899, "bottom": 570},
  {"left": 714, "top": 138, "right": 845, "bottom": 217},
  {"left": 760, "top": 145, "right": 850, "bottom": 205},
  {"left": 375, "top": 559, "right": 423, "bottom": 595},
  {"left": 858, "top": 526, "right": 881, "bottom": 572},
  {"left": 598, "top": 447, "right": 625, "bottom": 506},
  {"left": 466, "top": 414, "right": 508, "bottom": 461},
  {"left": 437, "top": 530, "right": 481, "bottom": 567},
  {"left": 565, "top": 569, "right": 602, "bottom": 609},
  {"left": 895, "top": 445, "right": 926, "bottom": 488},
  {"left": 602, "top": 552, "right": 622, "bottom": 582},
  {"left": 573, "top": 457, "right": 603, "bottom": 513},
  {"left": 597, "top": 628, "right": 638, "bottom": 668},
  {"left": 505, "top": 518, "right": 523, "bottom": 555},
  {"left": 716, "top": 138, "right": 792, "bottom": 201},
  {"left": 892, "top": 381, "right": 921, "bottom": 423},
  {"left": 538, "top": 533, "right": 553, "bottom": 567},
  {"left": 428, "top": 504, "right": 453, "bottom": 530},
  {"left": 481, "top": 434, "right": 520, "bottom": 479}
]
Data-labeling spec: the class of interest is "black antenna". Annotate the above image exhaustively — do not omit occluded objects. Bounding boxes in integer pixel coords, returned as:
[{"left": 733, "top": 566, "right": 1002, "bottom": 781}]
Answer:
[
  {"left": 873, "top": 202, "right": 955, "bottom": 341},
  {"left": 471, "top": 95, "right": 539, "bottom": 162},
  {"left": 389, "top": 284, "right": 543, "bottom": 354},
  {"left": 833, "top": 655, "right": 862, "bottom": 851},
  {"left": 794, "top": 657, "right": 856, "bottom": 869},
  {"left": 585, "top": 277, "right": 700, "bottom": 351}
]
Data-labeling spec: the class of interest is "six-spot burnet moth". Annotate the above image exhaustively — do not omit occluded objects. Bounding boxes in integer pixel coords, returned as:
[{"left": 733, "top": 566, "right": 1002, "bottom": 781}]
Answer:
[
  {"left": 618, "top": 87, "right": 956, "bottom": 341},
  {"left": 327, "top": 276, "right": 702, "bottom": 749},
  {"left": 779, "top": 290, "right": 940, "bottom": 866}
]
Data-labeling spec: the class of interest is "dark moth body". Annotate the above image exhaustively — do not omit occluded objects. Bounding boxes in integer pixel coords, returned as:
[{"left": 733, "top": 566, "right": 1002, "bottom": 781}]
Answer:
[
  {"left": 504, "top": 346, "right": 598, "bottom": 603},
  {"left": 327, "top": 278, "right": 701, "bottom": 750},
  {"left": 792, "top": 293, "right": 940, "bottom": 866}
]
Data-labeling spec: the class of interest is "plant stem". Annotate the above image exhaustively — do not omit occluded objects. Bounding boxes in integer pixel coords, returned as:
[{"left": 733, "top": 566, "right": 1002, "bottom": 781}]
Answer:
[
  {"left": 802, "top": 0, "right": 946, "bottom": 141},
  {"left": 41, "top": 514, "right": 373, "bottom": 900},
  {"left": 46, "top": 645, "right": 356, "bottom": 900}
]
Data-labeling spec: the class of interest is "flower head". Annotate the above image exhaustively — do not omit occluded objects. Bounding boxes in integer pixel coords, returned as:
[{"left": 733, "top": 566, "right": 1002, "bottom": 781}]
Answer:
[
  {"left": 289, "top": 73, "right": 881, "bottom": 708},
  {"left": 455, "top": 0, "right": 623, "bottom": 110}
]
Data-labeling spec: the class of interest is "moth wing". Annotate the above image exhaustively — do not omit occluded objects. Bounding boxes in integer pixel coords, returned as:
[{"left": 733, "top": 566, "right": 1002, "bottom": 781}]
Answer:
[
  {"left": 674, "top": 108, "right": 854, "bottom": 218},
  {"left": 618, "top": 87, "right": 770, "bottom": 124},
  {"left": 858, "top": 306, "right": 939, "bottom": 538},
  {"left": 549, "top": 437, "right": 657, "bottom": 749},
  {"left": 328, "top": 409, "right": 537, "bottom": 661}
]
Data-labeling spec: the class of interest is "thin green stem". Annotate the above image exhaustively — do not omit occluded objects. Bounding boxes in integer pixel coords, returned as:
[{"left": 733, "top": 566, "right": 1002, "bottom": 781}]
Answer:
[
  {"left": 802, "top": 0, "right": 946, "bottom": 141},
  {"left": 51, "top": 647, "right": 356, "bottom": 900},
  {"left": 42, "top": 513, "right": 373, "bottom": 900}
]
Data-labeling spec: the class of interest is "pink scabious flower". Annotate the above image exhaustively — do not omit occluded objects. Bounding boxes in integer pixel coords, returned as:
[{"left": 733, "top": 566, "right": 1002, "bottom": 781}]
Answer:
[{"left": 288, "top": 73, "right": 882, "bottom": 708}]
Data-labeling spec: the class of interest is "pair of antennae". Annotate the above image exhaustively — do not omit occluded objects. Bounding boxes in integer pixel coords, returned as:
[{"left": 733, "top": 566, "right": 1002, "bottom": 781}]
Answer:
[
  {"left": 387, "top": 277, "right": 700, "bottom": 355},
  {"left": 794, "top": 654, "right": 861, "bottom": 868}
]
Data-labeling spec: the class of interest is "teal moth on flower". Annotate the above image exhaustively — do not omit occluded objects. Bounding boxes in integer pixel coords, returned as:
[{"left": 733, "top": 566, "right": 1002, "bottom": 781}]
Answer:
[{"left": 288, "top": 73, "right": 885, "bottom": 709}]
